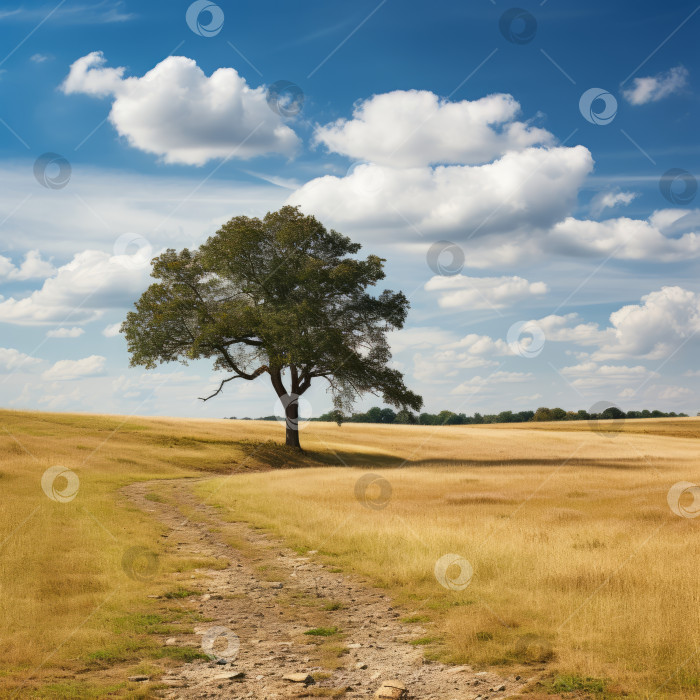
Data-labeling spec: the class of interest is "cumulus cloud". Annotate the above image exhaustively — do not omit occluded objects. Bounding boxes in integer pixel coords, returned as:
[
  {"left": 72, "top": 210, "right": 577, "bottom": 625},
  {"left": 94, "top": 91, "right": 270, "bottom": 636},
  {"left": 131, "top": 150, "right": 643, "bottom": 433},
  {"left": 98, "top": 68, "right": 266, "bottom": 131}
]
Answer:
[
  {"left": 0, "top": 251, "right": 54, "bottom": 281},
  {"left": 533, "top": 287, "right": 700, "bottom": 361},
  {"left": 62, "top": 52, "right": 300, "bottom": 165},
  {"left": 313, "top": 91, "right": 554, "bottom": 167},
  {"left": 0, "top": 250, "right": 150, "bottom": 325},
  {"left": 623, "top": 66, "right": 689, "bottom": 105},
  {"left": 289, "top": 146, "right": 593, "bottom": 240},
  {"left": 594, "top": 286, "right": 700, "bottom": 360},
  {"left": 46, "top": 327, "right": 85, "bottom": 338},
  {"left": 546, "top": 214, "right": 700, "bottom": 262},
  {"left": 425, "top": 274, "right": 547, "bottom": 309},
  {"left": 42, "top": 355, "right": 106, "bottom": 381},
  {"left": 0, "top": 348, "right": 41, "bottom": 372}
]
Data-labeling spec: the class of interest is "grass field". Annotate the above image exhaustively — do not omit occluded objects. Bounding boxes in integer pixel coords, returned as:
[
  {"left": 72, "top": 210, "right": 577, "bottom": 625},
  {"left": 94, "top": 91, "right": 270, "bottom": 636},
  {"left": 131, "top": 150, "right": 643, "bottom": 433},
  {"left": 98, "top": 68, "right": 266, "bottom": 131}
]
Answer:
[
  {"left": 1, "top": 409, "right": 700, "bottom": 697},
  {"left": 199, "top": 418, "right": 700, "bottom": 698}
]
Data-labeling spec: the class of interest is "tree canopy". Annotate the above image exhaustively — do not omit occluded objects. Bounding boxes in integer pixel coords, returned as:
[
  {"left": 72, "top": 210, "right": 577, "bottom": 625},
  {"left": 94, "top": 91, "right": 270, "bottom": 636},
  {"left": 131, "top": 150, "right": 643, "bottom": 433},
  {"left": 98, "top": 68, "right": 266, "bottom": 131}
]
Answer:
[{"left": 121, "top": 206, "right": 422, "bottom": 448}]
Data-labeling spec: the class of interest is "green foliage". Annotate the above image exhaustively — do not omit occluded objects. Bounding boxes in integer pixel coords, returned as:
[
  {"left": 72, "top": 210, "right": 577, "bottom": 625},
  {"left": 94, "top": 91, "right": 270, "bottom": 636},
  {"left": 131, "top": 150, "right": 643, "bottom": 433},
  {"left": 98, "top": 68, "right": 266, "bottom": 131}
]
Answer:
[
  {"left": 310, "top": 405, "right": 686, "bottom": 426},
  {"left": 121, "top": 206, "right": 422, "bottom": 447},
  {"left": 304, "top": 626, "right": 340, "bottom": 636}
]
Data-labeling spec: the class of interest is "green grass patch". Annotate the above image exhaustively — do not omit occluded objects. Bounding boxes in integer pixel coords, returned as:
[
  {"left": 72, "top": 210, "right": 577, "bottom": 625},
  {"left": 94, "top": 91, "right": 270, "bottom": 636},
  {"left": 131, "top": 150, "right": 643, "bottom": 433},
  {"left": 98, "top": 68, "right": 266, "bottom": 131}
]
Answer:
[
  {"left": 162, "top": 587, "right": 199, "bottom": 599},
  {"left": 304, "top": 627, "right": 340, "bottom": 637},
  {"left": 548, "top": 674, "right": 607, "bottom": 695},
  {"left": 409, "top": 637, "right": 437, "bottom": 646},
  {"left": 401, "top": 615, "right": 430, "bottom": 623}
]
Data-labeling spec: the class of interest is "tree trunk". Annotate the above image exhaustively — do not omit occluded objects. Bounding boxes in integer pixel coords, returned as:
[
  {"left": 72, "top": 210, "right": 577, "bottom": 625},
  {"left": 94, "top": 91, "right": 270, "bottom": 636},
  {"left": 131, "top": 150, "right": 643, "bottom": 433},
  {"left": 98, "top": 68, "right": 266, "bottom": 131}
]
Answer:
[{"left": 285, "top": 399, "right": 302, "bottom": 450}]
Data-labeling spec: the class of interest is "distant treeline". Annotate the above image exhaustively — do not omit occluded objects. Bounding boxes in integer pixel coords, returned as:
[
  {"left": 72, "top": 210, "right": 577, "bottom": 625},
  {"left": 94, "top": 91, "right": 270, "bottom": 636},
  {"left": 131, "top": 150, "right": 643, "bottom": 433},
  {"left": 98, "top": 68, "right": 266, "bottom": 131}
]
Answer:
[{"left": 228, "top": 405, "right": 688, "bottom": 426}]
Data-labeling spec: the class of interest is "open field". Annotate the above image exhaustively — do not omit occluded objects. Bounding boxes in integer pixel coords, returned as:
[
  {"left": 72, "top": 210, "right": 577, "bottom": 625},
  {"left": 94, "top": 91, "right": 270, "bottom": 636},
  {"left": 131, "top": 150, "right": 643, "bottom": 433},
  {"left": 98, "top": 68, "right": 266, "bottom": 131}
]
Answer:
[{"left": 1, "top": 410, "right": 700, "bottom": 697}]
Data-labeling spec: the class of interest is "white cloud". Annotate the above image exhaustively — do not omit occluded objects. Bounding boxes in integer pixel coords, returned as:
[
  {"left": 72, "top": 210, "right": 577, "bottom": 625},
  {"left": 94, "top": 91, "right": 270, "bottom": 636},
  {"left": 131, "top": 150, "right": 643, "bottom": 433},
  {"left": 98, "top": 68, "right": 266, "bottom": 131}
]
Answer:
[
  {"left": 0, "top": 348, "right": 41, "bottom": 372},
  {"left": 102, "top": 322, "right": 122, "bottom": 338},
  {"left": 452, "top": 371, "right": 533, "bottom": 394},
  {"left": 313, "top": 90, "right": 554, "bottom": 167},
  {"left": 46, "top": 327, "right": 85, "bottom": 338},
  {"left": 547, "top": 214, "right": 700, "bottom": 262},
  {"left": 0, "top": 250, "right": 149, "bottom": 325},
  {"left": 425, "top": 274, "right": 547, "bottom": 309},
  {"left": 30, "top": 53, "right": 52, "bottom": 63},
  {"left": 42, "top": 355, "right": 106, "bottom": 381},
  {"left": 534, "top": 287, "right": 700, "bottom": 362},
  {"left": 62, "top": 52, "right": 300, "bottom": 165},
  {"left": 683, "top": 369, "right": 700, "bottom": 377},
  {"left": 289, "top": 146, "right": 593, "bottom": 240},
  {"left": 535, "top": 314, "right": 608, "bottom": 346},
  {"left": 623, "top": 66, "right": 689, "bottom": 105},
  {"left": 590, "top": 190, "right": 638, "bottom": 216},
  {"left": 594, "top": 286, "right": 700, "bottom": 360},
  {"left": 561, "top": 361, "right": 655, "bottom": 390},
  {"left": 0, "top": 251, "right": 54, "bottom": 281}
]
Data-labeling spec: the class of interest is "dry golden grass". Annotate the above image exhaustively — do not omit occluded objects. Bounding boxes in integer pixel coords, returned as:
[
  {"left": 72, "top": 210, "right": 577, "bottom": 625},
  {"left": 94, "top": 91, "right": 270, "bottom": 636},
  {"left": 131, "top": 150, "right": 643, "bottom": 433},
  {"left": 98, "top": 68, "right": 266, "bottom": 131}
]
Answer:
[
  {"left": 0, "top": 409, "right": 302, "bottom": 696},
  {"left": 198, "top": 417, "right": 700, "bottom": 698},
  {"left": 3, "top": 409, "right": 700, "bottom": 697}
]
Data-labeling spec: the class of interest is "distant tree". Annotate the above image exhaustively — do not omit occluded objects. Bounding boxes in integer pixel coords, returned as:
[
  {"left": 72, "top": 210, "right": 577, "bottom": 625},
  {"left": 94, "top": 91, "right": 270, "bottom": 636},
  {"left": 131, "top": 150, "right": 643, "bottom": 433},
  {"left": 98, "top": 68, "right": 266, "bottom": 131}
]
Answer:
[
  {"left": 436, "top": 410, "right": 456, "bottom": 425},
  {"left": 550, "top": 407, "right": 567, "bottom": 420},
  {"left": 379, "top": 408, "right": 397, "bottom": 423},
  {"left": 419, "top": 412, "right": 436, "bottom": 425},
  {"left": 602, "top": 407, "right": 626, "bottom": 420},
  {"left": 365, "top": 407, "right": 383, "bottom": 423},
  {"left": 533, "top": 407, "right": 554, "bottom": 422},
  {"left": 395, "top": 409, "right": 417, "bottom": 424},
  {"left": 121, "top": 206, "right": 422, "bottom": 450}
]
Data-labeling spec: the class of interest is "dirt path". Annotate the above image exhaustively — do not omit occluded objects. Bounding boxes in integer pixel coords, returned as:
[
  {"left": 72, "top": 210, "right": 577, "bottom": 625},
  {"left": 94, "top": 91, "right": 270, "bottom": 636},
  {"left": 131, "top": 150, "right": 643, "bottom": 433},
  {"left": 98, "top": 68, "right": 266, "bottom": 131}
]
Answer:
[{"left": 122, "top": 479, "right": 528, "bottom": 699}]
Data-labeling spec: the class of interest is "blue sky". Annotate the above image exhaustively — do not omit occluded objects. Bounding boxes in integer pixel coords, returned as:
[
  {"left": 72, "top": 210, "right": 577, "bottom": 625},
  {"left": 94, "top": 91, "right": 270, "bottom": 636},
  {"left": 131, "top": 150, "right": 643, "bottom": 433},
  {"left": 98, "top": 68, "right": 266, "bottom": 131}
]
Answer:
[{"left": 0, "top": 0, "right": 699, "bottom": 420}]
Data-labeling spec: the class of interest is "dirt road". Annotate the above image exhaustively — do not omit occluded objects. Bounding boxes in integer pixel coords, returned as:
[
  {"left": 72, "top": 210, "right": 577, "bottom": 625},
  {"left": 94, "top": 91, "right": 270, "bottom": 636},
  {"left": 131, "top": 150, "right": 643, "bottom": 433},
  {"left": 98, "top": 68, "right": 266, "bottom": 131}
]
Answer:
[{"left": 122, "top": 479, "right": 528, "bottom": 699}]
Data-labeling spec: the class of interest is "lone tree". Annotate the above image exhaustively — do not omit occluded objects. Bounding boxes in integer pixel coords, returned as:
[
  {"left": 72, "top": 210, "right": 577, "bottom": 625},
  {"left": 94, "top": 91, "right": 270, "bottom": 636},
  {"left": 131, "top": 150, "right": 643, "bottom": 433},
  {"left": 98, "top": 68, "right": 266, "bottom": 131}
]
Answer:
[{"left": 121, "top": 206, "right": 422, "bottom": 449}]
